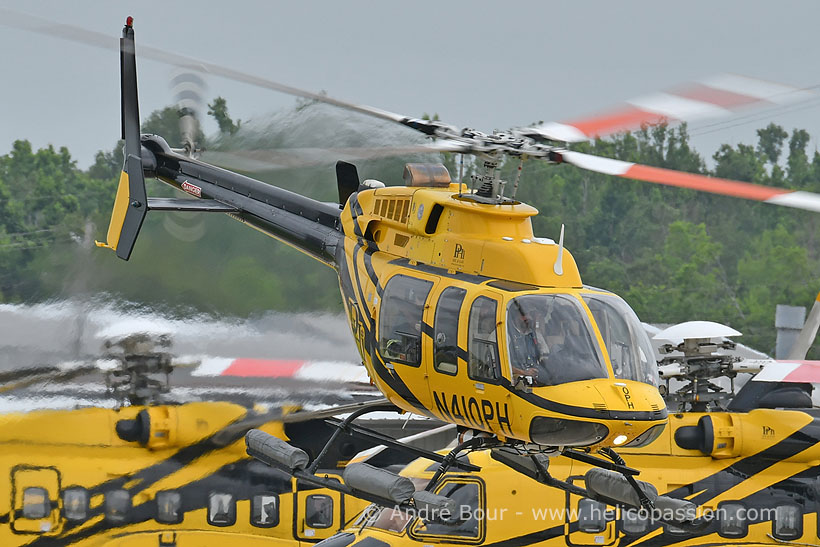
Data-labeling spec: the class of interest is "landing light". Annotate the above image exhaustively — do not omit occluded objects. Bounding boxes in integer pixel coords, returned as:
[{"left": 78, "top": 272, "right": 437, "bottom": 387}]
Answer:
[{"left": 613, "top": 434, "right": 628, "bottom": 446}]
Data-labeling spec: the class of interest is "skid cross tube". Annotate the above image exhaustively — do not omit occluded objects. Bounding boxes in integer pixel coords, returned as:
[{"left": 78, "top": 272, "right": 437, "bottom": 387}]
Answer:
[{"left": 309, "top": 404, "right": 480, "bottom": 474}]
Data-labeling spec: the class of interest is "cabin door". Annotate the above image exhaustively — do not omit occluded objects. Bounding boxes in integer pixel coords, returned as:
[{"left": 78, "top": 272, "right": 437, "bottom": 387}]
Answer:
[
  {"left": 11, "top": 465, "right": 62, "bottom": 535},
  {"left": 376, "top": 272, "right": 438, "bottom": 410},
  {"left": 461, "top": 291, "right": 513, "bottom": 437}
]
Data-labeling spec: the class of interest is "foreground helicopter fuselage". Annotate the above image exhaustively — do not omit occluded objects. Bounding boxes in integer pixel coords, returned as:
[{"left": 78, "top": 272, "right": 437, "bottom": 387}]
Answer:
[
  {"left": 329, "top": 406, "right": 820, "bottom": 547},
  {"left": 0, "top": 401, "right": 371, "bottom": 546},
  {"left": 99, "top": 21, "right": 667, "bottom": 453}
]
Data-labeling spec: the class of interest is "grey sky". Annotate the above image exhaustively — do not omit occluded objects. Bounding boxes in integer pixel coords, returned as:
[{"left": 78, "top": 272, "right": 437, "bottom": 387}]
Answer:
[{"left": 2, "top": 1, "right": 820, "bottom": 172}]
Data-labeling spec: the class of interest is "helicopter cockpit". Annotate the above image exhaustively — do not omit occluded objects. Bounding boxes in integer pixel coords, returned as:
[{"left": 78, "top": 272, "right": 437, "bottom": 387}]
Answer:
[
  {"left": 504, "top": 290, "right": 659, "bottom": 391},
  {"left": 507, "top": 294, "right": 607, "bottom": 387},
  {"left": 582, "top": 292, "right": 660, "bottom": 387}
]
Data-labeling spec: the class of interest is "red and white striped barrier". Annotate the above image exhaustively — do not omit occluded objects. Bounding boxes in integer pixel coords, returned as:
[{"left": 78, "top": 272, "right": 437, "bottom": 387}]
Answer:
[{"left": 191, "top": 357, "right": 370, "bottom": 384}]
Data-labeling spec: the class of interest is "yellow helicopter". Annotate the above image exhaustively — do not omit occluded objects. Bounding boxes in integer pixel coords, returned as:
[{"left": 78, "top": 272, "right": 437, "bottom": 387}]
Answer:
[
  {"left": 94, "top": 18, "right": 820, "bottom": 491},
  {"left": 252, "top": 298, "right": 820, "bottom": 547},
  {"left": 0, "top": 326, "right": 462, "bottom": 546}
]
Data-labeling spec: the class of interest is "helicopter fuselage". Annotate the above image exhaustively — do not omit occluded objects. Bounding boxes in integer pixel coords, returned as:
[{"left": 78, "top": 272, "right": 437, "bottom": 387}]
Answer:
[
  {"left": 122, "top": 133, "right": 667, "bottom": 451},
  {"left": 334, "top": 177, "right": 667, "bottom": 449}
]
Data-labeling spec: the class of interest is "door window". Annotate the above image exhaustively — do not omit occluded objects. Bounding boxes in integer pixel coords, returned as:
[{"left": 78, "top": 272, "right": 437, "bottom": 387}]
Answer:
[
  {"left": 305, "top": 494, "right": 334, "bottom": 528},
  {"left": 63, "top": 487, "right": 88, "bottom": 522},
  {"left": 379, "top": 275, "right": 433, "bottom": 366},
  {"left": 434, "top": 287, "right": 466, "bottom": 375},
  {"left": 156, "top": 491, "right": 182, "bottom": 524},
  {"left": 208, "top": 492, "right": 236, "bottom": 526},
  {"left": 105, "top": 490, "right": 131, "bottom": 524},
  {"left": 578, "top": 498, "right": 607, "bottom": 533},
  {"left": 251, "top": 493, "right": 279, "bottom": 527},
  {"left": 717, "top": 502, "right": 747, "bottom": 538},
  {"left": 411, "top": 480, "right": 482, "bottom": 540},
  {"left": 468, "top": 296, "right": 501, "bottom": 381},
  {"left": 773, "top": 504, "right": 802, "bottom": 540}
]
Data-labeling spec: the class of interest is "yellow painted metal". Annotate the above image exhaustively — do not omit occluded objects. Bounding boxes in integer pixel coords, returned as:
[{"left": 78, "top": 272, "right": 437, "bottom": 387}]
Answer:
[
  {"left": 0, "top": 402, "right": 367, "bottom": 546},
  {"left": 343, "top": 408, "right": 820, "bottom": 546},
  {"left": 95, "top": 170, "right": 131, "bottom": 251}
]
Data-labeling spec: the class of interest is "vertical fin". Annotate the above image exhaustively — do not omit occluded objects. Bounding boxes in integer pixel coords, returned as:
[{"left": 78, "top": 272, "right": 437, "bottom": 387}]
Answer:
[{"left": 95, "top": 17, "right": 148, "bottom": 260}]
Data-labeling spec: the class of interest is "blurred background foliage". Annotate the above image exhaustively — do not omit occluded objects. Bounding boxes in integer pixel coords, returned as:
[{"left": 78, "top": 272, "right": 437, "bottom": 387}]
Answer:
[{"left": 0, "top": 99, "right": 817, "bottom": 357}]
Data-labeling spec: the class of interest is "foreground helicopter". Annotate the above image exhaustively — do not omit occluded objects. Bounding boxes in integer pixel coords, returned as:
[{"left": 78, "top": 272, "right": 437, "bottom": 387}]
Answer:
[
  {"left": 0, "top": 327, "right": 460, "bottom": 546},
  {"left": 248, "top": 301, "right": 820, "bottom": 547},
  {"left": 96, "top": 18, "right": 820, "bottom": 482}
]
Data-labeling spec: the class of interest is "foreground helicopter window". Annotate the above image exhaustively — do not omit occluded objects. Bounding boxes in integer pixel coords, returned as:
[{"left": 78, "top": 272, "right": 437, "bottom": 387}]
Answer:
[
  {"left": 434, "top": 287, "right": 466, "bottom": 375},
  {"left": 620, "top": 508, "right": 649, "bottom": 535},
  {"left": 22, "top": 487, "right": 50, "bottom": 519},
  {"left": 362, "top": 478, "right": 428, "bottom": 533},
  {"left": 156, "top": 490, "right": 182, "bottom": 524},
  {"left": 468, "top": 296, "right": 501, "bottom": 381},
  {"left": 507, "top": 295, "right": 605, "bottom": 386},
  {"left": 251, "top": 493, "right": 280, "bottom": 527},
  {"left": 63, "top": 487, "right": 88, "bottom": 522},
  {"left": 105, "top": 489, "right": 131, "bottom": 523},
  {"left": 208, "top": 492, "right": 236, "bottom": 526},
  {"left": 582, "top": 293, "right": 659, "bottom": 386},
  {"left": 379, "top": 275, "right": 433, "bottom": 366},
  {"left": 578, "top": 498, "right": 608, "bottom": 533},
  {"left": 305, "top": 494, "right": 334, "bottom": 528},
  {"left": 717, "top": 502, "right": 747, "bottom": 538},
  {"left": 410, "top": 481, "right": 482, "bottom": 539},
  {"left": 773, "top": 504, "right": 802, "bottom": 540}
]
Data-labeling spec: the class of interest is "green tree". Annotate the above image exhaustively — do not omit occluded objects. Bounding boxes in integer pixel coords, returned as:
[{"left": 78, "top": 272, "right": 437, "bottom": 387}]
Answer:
[{"left": 207, "top": 97, "right": 241, "bottom": 136}]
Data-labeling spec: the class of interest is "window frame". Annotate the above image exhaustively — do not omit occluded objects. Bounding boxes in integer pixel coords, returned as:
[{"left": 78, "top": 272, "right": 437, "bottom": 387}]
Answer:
[
  {"left": 772, "top": 503, "right": 803, "bottom": 541},
  {"left": 408, "top": 477, "right": 486, "bottom": 544},
  {"left": 433, "top": 287, "right": 467, "bottom": 376},
  {"left": 251, "top": 492, "right": 280, "bottom": 528},
  {"left": 619, "top": 506, "right": 650, "bottom": 536},
  {"left": 304, "top": 494, "right": 334, "bottom": 529},
  {"left": 717, "top": 501, "right": 748, "bottom": 539},
  {"left": 378, "top": 274, "right": 434, "bottom": 368},
  {"left": 207, "top": 492, "right": 237, "bottom": 527},
  {"left": 467, "top": 296, "right": 502, "bottom": 384},
  {"left": 21, "top": 487, "right": 50, "bottom": 520},
  {"left": 62, "top": 486, "right": 89, "bottom": 523},
  {"left": 577, "top": 498, "right": 608, "bottom": 534},
  {"left": 104, "top": 489, "right": 131, "bottom": 524},
  {"left": 156, "top": 490, "right": 183, "bottom": 525}
]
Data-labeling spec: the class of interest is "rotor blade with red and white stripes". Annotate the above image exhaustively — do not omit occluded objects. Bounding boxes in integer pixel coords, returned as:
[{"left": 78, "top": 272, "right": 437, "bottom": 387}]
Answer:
[
  {"left": 554, "top": 150, "right": 820, "bottom": 213},
  {"left": 521, "top": 74, "right": 815, "bottom": 142},
  {"left": 751, "top": 360, "right": 820, "bottom": 383}
]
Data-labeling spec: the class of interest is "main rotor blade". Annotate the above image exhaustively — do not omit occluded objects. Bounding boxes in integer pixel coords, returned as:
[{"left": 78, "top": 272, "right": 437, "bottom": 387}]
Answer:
[
  {"left": 555, "top": 150, "right": 820, "bottom": 213},
  {"left": 201, "top": 142, "right": 464, "bottom": 172},
  {"left": 0, "top": 9, "right": 441, "bottom": 137},
  {"left": 522, "top": 74, "right": 815, "bottom": 143}
]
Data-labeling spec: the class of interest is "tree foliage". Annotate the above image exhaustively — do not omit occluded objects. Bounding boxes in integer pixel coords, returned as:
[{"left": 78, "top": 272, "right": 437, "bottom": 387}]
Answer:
[{"left": 0, "top": 102, "right": 817, "bottom": 358}]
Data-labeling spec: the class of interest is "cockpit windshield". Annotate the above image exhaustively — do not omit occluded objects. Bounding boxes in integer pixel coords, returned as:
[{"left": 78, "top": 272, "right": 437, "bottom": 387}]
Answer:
[
  {"left": 582, "top": 293, "right": 659, "bottom": 386},
  {"left": 506, "top": 294, "right": 606, "bottom": 387}
]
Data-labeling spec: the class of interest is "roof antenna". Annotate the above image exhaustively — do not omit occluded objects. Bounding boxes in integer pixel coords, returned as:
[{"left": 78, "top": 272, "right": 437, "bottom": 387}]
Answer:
[{"left": 553, "top": 224, "right": 565, "bottom": 275}]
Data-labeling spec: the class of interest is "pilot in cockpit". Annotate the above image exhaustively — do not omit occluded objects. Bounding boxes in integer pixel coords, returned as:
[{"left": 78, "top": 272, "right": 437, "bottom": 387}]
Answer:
[{"left": 509, "top": 298, "right": 605, "bottom": 386}]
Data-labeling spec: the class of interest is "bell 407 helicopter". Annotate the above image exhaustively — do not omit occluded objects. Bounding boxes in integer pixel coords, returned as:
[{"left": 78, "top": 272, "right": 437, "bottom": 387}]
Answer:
[{"left": 97, "top": 19, "right": 820, "bottom": 496}]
